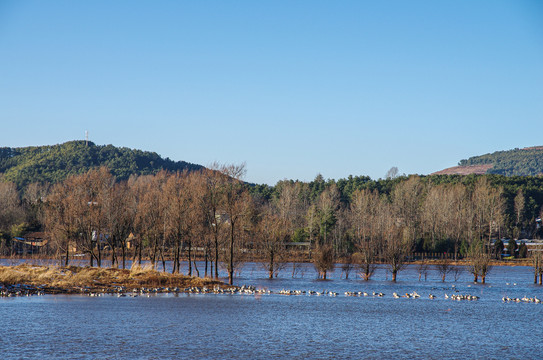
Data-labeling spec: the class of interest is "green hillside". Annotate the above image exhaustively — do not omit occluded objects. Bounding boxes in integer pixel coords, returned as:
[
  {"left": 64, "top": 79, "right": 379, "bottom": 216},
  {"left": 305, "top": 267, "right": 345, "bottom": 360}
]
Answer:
[
  {"left": 459, "top": 147, "right": 543, "bottom": 176},
  {"left": 0, "top": 141, "right": 203, "bottom": 187}
]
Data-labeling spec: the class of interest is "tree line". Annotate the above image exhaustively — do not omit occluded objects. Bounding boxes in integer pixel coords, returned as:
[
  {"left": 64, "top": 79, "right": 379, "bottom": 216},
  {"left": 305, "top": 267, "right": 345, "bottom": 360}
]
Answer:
[{"left": 2, "top": 167, "right": 543, "bottom": 284}]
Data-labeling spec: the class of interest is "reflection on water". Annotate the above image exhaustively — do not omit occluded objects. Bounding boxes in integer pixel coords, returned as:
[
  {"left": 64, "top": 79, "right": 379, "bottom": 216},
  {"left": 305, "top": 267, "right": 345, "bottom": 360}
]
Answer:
[{"left": 1, "top": 261, "right": 543, "bottom": 359}]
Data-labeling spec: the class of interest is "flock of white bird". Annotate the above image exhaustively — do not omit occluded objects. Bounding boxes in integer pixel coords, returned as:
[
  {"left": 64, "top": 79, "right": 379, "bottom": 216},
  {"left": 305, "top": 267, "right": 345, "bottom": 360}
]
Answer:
[
  {"left": 75, "top": 286, "right": 543, "bottom": 304},
  {"left": 3, "top": 282, "right": 540, "bottom": 304},
  {"left": 273, "top": 289, "right": 480, "bottom": 301},
  {"left": 502, "top": 296, "right": 541, "bottom": 303}
]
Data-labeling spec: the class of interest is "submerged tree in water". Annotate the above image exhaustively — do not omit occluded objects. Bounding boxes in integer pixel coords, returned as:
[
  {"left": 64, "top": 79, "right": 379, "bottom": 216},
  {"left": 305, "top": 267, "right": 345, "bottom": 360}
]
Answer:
[
  {"left": 435, "top": 257, "right": 453, "bottom": 282},
  {"left": 467, "top": 240, "right": 492, "bottom": 284},
  {"left": 313, "top": 245, "right": 334, "bottom": 280},
  {"left": 532, "top": 245, "right": 543, "bottom": 285},
  {"left": 350, "top": 189, "right": 380, "bottom": 281}
]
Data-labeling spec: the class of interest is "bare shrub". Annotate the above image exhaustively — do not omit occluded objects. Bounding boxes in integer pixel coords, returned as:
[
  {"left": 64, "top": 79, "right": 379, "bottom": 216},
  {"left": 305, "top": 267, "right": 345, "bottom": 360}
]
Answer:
[
  {"left": 313, "top": 245, "right": 334, "bottom": 280},
  {"left": 436, "top": 258, "right": 453, "bottom": 282}
]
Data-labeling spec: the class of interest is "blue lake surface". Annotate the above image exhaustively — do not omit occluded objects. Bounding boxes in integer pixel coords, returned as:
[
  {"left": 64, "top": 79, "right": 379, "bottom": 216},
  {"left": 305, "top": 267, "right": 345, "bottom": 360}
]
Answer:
[{"left": 1, "top": 261, "right": 542, "bottom": 359}]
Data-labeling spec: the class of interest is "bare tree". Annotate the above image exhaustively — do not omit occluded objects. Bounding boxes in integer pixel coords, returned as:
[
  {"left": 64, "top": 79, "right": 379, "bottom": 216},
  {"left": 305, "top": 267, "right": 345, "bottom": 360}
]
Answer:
[
  {"left": 0, "top": 182, "right": 24, "bottom": 228},
  {"left": 332, "top": 208, "right": 350, "bottom": 258},
  {"left": 134, "top": 172, "right": 168, "bottom": 268},
  {"left": 272, "top": 180, "right": 305, "bottom": 271},
  {"left": 313, "top": 244, "right": 334, "bottom": 279},
  {"left": 0, "top": 182, "right": 25, "bottom": 254},
  {"left": 163, "top": 172, "right": 194, "bottom": 274},
  {"left": 22, "top": 182, "right": 50, "bottom": 229},
  {"left": 341, "top": 254, "right": 355, "bottom": 279},
  {"left": 202, "top": 165, "right": 227, "bottom": 279},
  {"left": 417, "top": 263, "right": 429, "bottom": 281},
  {"left": 391, "top": 176, "right": 424, "bottom": 250},
  {"left": 467, "top": 240, "right": 492, "bottom": 283},
  {"left": 386, "top": 177, "right": 424, "bottom": 282},
  {"left": 67, "top": 168, "right": 114, "bottom": 267},
  {"left": 422, "top": 184, "right": 445, "bottom": 250},
  {"left": 472, "top": 177, "right": 505, "bottom": 245},
  {"left": 44, "top": 181, "right": 78, "bottom": 265},
  {"left": 189, "top": 170, "right": 216, "bottom": 277},
  {"left": 306, "top": 204, "right": 320, "bottom": 247},
  {"left": 219, "top": 163, "right": 251, "bottom": 285},
  {"left": 383, "top": 220, "right": 408, "bottom": 282},
  {"left": 532, "top": 245, "right": 543, "bottom": 285},
  {"left": 385, "top": 166, "right": 399, "bottom": 179},
  {"left": 43, "top": 168, "right": 113, "bottom": 267},
  {"left": 273, "top": 180, "right": 304, "bottom": 234},
  {"left": 513, "top": 189, "right": 525, "bottom": 239},
  {"left": 444, "top": 184, "right": 470, "bottom": 260},
  {"left": 101, "top": 181, "right": 134, "bottom": 269},
  {"left": 435, "top": 258, "right": 453, "bottom": 282},
  {"left": 350, "top": 189, "right": 380, "bottom": 281},
  {"left": 256, "top": 204, "right": 288, "bottom": 279},
  {"left": 317, "top": 184, "right": 340, "bottom": 248},
  {"left": 452, "top": 265, "right": 463, "bottom": 282},
  {"left": 127, "top": 174, "right": 152, "bottom": 265}
]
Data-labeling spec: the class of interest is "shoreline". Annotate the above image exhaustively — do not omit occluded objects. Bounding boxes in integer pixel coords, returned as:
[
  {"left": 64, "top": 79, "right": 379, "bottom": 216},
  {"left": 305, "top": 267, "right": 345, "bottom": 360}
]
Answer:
[{"left": 0, "top": 258, "right": 537, "bottom": 298}]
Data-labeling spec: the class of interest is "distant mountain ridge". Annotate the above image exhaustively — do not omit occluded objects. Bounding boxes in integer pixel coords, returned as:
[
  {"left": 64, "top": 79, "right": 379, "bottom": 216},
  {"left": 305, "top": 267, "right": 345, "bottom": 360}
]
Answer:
[
  {"left": 433, "top": 147, "right": 543, "bottom": 176},
  {"left": 0, "top": 141, "right": 204, "bottom": 187}
]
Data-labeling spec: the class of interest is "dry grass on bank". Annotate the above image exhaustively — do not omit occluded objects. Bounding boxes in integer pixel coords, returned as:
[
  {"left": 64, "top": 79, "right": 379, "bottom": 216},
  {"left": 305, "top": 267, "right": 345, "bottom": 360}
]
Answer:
[{"left": 0, "top": 264, "right": 226, "bottom": 293}]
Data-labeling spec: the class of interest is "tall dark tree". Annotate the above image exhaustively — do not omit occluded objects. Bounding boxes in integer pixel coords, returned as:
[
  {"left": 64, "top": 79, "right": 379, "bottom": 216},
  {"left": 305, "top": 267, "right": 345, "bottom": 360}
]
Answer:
[
  {"left": 202, "top": 165, "right": 227, "bottom": 279},
  {"left": 219, "top": 163, "right": 251, "bottom": 285}
]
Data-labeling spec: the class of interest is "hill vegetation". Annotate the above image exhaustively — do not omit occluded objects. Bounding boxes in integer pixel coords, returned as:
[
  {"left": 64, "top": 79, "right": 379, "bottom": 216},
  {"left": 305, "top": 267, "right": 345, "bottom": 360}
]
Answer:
[
  {"left": 457, "top": 147, "right": 543, "bottom": 176},
  {"left": 0, "top": 141, "right": 203, "bottom": 187}
]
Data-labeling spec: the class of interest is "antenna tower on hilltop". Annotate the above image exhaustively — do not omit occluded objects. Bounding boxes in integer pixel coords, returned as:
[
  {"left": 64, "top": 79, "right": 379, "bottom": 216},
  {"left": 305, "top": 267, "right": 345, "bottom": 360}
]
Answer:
[{"left": 85, "top": 130, "right": 89, "bottom": 146}]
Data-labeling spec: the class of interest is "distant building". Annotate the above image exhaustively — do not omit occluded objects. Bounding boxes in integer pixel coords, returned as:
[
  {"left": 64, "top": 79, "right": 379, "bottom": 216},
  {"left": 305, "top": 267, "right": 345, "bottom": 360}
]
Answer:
[
  {"left": 493, "top": 238, "right": 543, "bottom": 254},
  {"left": 12, "top": 232, "right": 49, "bottom": 255}
]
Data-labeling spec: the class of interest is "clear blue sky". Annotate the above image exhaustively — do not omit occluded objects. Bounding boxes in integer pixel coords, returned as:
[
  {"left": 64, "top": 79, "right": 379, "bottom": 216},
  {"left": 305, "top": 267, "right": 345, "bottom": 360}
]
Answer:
[{"left": 1, "top": 1, "right": 542, "bottom": 185}]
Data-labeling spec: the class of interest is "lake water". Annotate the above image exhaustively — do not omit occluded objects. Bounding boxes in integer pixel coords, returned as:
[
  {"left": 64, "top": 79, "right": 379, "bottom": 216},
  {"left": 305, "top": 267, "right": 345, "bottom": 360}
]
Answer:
[{"left": 1, "top": 261, "right": 543, "bottom": 359}]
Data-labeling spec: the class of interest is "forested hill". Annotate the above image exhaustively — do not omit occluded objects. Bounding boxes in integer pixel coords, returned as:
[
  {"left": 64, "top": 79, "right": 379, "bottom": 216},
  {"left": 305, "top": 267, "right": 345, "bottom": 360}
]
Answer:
[
  {"left": 0, "top": 141, "right": 204, "bottom": 187},
  {"left": 458, "top": 147, "right": 543, "bottom": 176}
]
